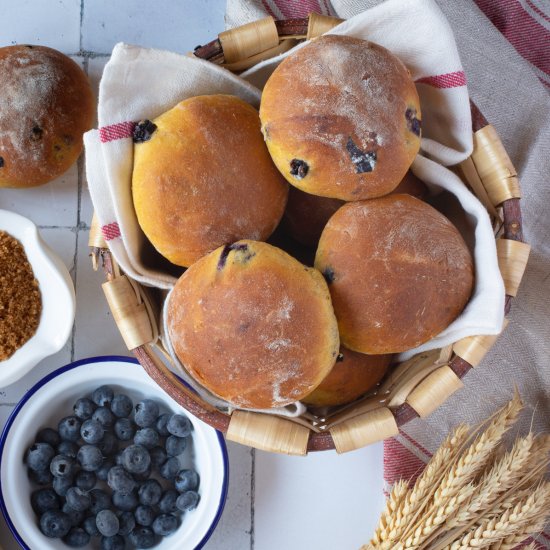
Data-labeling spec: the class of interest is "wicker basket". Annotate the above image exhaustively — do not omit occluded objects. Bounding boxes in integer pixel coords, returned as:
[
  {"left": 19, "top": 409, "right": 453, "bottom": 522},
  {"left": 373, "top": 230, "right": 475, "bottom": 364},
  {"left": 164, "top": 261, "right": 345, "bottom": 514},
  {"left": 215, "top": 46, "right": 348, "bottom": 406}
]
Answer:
[{"left": 89, "top": 14, "right": 530, "bottom": 455}]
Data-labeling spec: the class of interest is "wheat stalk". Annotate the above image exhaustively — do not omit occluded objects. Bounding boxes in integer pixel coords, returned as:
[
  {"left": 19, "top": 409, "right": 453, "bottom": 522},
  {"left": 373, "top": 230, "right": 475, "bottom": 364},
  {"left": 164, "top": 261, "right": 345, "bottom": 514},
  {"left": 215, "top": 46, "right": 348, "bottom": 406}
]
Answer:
[
  {"left": 447, "top": 482, "right": 550, "bottom": 549},
  {"left": 407, "top": 394, "right": 523, "bottom": 548},
  {"left": 370, "top": 479, "right": 409, "bottom": 545},
  {"left": 446, "top": 433, "right": 534, "bottom": 528},
  {"left": 370, "top": 425, "right": 470, "bottom": 546}
]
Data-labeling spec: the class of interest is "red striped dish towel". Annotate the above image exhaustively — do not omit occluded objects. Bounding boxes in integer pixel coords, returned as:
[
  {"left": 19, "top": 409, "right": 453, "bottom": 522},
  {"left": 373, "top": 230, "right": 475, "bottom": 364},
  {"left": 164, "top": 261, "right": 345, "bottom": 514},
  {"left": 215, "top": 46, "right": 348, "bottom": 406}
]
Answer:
[{"left": 228, "top": 0, "right": 550, "bottom": 546}]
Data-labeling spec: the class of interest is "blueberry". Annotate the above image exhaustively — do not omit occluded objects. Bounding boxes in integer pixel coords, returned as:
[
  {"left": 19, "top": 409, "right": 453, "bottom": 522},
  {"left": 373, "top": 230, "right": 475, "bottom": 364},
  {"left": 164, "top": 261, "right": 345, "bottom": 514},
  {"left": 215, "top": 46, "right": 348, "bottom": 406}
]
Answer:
[
  {"left": 176, "top": 491, "right": 200, "bottom": 511},
  {"left": 62, "top": 502, "right": 85, "bottom": 527},
  {"left": 159, "top": 456, "right": 180, "bottom": 480},
  {"left": 50, "top": 455, "right": 75, "bottom": 478},
  {"left": 112, "top": 490, "right": 138, "bottom": 512},
  {"left": 29, "top": 467, "right": 53, "bottom": 486},
  {"left": 89, "top": 489, "right": 111, "bottom": 515},
  {"left": 73, "top": 398, "right": 96, "bottom": 420},
  {"left": 133, "top": 464, "right": 152, "bottom": 482},
  {"left": 58, "top": 416, "right": 82, "bottom": 442},
  {"left": 167, "top": 414, "right": 192, "bottom": 437},
  {"left": 134, "top": 504, "right": 156, "bottom": 527},
  {"left": 150, "top": 446, "right": 167, "bottom": 469},
  {"left": 53, "top": 475, "right": 73, "bottom": 497},
  {"left": 31, "top": 488, "right": 60, "bottom": 515},
  {"left": 134, "top": 400, "right": 159, "bottom": 428},
  {"left": 114, "top": 450, "right": 124, "bottom": 466},
  {"left": 174, "top": 469, "right": 199, "bottom": 492},
  {"left": 37, "top": 428, "right": 61, "bottom": 448},
  {"left": 83, "top": 515, "right": 100, "bottom": 537},
  {"left": 63, "top": 526, "right": 90, "bottom": 547},
  {"left": 108, "top": 465, "right": 136, "bottom": 495},
  {"left": 66, "top": 487, "right": 91, "bottom": 512},
  {"left": 138, "top": 479, "right": 162, "bottom": 506},
  {"left": 98, "top": 432, "right": 118, "bottom": 456},
  {"left": 118, "top": 510, "right": 136, "bottom": 536},
  {"left": 152, "top": 513, "right": 180, "bottom": 536},
  {"left": 39, "top": 509, "right": 71, "bottom": 538},
  {"left": 77, "top": 445, "right": 103, "bottom": 472},
  {"left": 155, "top": 413, "right": 171, "bottom": 436},
  {"left": 101, "top": 534, "right": 125, "bottom": 550},
  {"left": 134, "top": 428, "right": 160, "bottom": 449},
  {"left": 75, "top": 470, "right": 96, "bottom": 491},
  {"left": 80, "top": 419, "right": 104, "bottom": 444},
  {"left": 114, "top": 418, "right": 136, "bottom": 441},
  {"left": 92, "top": 385, "right": 114, "bottom": 407},
  {"left": 122, "top": 444, "right": 151, "bottom": 474},
  {"left": 165, "top": 435, "right": 187, "bottom": 457},
  {"left": 57, "top": 440, "right": 78, "bottom": 459},
  {"left": 96, "top": 460, "right": 114, "bottom": 482},
  {"left": 26, "top": 442, "right": 55, "bottom": 471},
  {"left": 92, "top": 407, "right": 115, "bottom": 428},
  {"left": 158, "top": 489, "right": 179, "bottom": 513},
  {"left": 96, "top": 509, "right": 119, "bottom": 537},
  {"left": 111, "top": 394, "right": 133, "bottom": 418},
  {"left": 128, "top": 526, "right": 156, "bottom": 548}
]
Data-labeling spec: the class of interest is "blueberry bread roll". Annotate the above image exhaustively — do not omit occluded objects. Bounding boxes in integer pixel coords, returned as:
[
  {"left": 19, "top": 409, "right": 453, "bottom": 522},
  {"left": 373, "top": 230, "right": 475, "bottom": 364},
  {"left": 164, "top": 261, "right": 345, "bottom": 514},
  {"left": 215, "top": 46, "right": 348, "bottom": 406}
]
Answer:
[
  {"left": 0, "top": 45, "right": 94, "bottom": 188},
  {"left": 260, "top": 35, "right": 421, "bottom": 201},
  {"left": 133, "top": 95, "right": 288, "bottom": 267},
  {"left": 167, "top": 240, "right": 340, "bottom": 409},
  {"left": 315, "top": 195, "right": 474, "bottom": 354}
]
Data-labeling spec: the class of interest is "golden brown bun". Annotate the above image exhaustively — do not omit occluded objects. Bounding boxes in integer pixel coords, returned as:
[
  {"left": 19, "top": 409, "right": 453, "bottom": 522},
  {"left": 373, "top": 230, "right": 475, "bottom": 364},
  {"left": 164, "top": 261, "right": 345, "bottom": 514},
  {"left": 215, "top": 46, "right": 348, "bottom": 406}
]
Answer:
[
  {"left": 315, "top": 195, "right": 474, "bottom": 354},
  {"left": 167, "top": 240, "right": 340, "bottom": 409},
  {"left": 260, "top": 35, "right": 421, "bottom": 201},
  {"left": 282, "top": 170, "right": 428, "bottom": 246},
  {"left": 302, "top": 347, "right": 391, "bottom": 407},
  {"left": 0, "top": 45, "right": 94, "bottom": 188},
  {"left": 133, "top": 95, "right": 288, "bottom": 267}
]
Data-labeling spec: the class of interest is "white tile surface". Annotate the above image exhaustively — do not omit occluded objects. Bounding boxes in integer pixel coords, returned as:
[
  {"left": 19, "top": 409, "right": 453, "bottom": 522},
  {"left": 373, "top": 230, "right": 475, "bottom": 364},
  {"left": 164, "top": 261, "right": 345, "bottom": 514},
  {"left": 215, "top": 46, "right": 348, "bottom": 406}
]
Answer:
[
  {"left": 254, "top": 445, "right": 385, "bottom": 550},
  {"left": 0, "top": 0, "right": 81, "bottom": 52},
  {"left": 0, "top": 3, "right": 386, "bottom": 549},
  {"left": 82, "top": 0, "right": 226, "bottom": 55}
]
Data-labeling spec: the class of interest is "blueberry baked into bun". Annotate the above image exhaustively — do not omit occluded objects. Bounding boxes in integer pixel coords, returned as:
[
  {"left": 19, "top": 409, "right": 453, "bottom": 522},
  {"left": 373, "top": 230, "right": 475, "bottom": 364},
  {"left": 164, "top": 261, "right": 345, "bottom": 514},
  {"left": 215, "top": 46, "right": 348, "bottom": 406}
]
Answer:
[
  {"left": 0, "top": 45, "right": 94, "bottom": 188},
  {"left": 260, "top": 35, "right": 421, "bottom": 201},
  {"left": 167, "top": 240, "right": 340, "bottom": 409}
]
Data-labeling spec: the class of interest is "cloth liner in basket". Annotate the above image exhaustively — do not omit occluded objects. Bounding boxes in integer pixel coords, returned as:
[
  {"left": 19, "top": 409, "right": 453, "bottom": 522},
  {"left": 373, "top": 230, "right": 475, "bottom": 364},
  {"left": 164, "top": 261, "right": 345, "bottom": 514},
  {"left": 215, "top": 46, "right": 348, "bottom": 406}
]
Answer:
[{"left": 85, "top": 0, "right": 514, "bottom": 452}]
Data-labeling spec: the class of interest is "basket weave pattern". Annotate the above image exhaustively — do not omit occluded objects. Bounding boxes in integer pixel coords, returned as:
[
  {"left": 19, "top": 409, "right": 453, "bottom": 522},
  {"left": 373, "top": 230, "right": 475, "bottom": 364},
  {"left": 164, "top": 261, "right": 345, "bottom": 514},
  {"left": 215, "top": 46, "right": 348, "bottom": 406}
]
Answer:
[{"left": 89, "top": 15, "right": 530, "bottom": 455}]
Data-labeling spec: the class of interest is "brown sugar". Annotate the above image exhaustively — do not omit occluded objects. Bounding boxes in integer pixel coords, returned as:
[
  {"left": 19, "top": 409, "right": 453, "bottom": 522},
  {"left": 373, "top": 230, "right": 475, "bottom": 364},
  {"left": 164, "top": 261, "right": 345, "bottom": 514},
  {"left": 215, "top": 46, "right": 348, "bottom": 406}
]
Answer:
[{"left": 0, "top": 230, "right": 42, "bottom": 360}]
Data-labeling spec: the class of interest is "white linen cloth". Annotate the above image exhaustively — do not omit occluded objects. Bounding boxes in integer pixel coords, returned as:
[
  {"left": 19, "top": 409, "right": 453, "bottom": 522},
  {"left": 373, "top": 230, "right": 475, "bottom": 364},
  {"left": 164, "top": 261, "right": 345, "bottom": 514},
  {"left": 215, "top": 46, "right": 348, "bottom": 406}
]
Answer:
[{"left": 84, "top": 0, "right": 504, "bottom": 364}]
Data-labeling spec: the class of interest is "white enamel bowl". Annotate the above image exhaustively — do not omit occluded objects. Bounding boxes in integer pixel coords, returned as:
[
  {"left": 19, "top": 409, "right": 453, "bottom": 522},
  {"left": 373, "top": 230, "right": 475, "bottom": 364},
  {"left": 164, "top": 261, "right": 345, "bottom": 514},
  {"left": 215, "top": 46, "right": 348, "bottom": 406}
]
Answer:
[
  {"left": 0, "top": 209, "right": 75, "bottom": 387},
  {"left": 0, "top": 356, "right": 228, "bottom": 549}
]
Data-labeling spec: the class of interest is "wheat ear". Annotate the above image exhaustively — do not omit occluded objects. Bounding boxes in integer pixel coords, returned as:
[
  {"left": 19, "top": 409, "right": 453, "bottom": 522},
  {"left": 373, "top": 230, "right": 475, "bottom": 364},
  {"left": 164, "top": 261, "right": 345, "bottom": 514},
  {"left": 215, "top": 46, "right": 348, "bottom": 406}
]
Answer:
[
  {"left": 446, "top": 433, "right": 534, "bottom": 528},
  {"left": 447, "top": 481, "right": 550, "bottom": 550},
  {"left": 370, "top": 425, "right": 470, "bottom": 546},
  {"left": 370, "top": 479, "right": 409, "bottom": 545},
  {"left": 405, "top": 394, "right": 522, "bottom": 549}
]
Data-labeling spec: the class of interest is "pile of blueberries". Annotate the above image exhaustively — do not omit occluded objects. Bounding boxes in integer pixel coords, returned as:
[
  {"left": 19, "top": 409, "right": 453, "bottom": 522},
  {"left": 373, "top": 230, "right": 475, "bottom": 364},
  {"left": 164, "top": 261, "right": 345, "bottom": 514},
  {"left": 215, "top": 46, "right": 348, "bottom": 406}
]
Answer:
[{"left": 25, "top": 386, "right": 201, "bottom": 549}]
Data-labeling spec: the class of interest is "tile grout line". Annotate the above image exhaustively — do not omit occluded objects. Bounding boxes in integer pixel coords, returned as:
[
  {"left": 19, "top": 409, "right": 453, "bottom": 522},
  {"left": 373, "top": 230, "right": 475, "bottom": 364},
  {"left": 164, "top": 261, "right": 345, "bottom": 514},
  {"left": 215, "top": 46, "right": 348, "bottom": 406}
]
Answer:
[{"left": 250, "top": 448, "right": 255, "bottom": 550}]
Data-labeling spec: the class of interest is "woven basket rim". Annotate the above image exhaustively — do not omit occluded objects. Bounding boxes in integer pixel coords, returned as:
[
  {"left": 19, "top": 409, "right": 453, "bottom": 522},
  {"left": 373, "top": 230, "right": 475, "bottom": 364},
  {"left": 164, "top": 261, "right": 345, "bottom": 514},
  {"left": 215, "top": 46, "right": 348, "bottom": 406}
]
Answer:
[{"left": 90, "top": 15, "right": 528, "bottom": 455}]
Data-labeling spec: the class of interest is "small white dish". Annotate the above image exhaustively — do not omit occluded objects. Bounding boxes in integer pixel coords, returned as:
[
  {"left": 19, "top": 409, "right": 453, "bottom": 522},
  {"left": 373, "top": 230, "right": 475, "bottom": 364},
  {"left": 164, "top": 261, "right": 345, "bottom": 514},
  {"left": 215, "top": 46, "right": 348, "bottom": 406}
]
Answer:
[
  {"left": 0, "top": 209, "right": 75, "bottom": 387},
  {"left": 0, "top": 356, "right": 229, "bottom": 549}
]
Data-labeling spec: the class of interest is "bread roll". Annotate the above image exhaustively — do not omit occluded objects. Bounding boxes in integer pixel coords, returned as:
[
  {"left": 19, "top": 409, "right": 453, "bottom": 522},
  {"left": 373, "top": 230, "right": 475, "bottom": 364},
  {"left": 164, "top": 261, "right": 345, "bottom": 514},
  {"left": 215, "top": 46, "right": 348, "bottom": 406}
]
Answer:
[
  {"left": 315, "top": 195, "right": 474, "bottom": 354},
  {"left": 133, "top": 95, "right": 288, "bottom": 267},
  {"left": 0, "top": 45, "right": 94, "bottom": 188},
  {"left": 260, "top": 35, "right": 421, "bottom": 201},
  {"left": 283, "top": 170, "right": 428, "bottom": 246},
  {"left": 167, "top": 240, "right": 340, "bottom": 409},
  {"left": 302, "top": 347, "right": 391, "bottom": 407}
]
